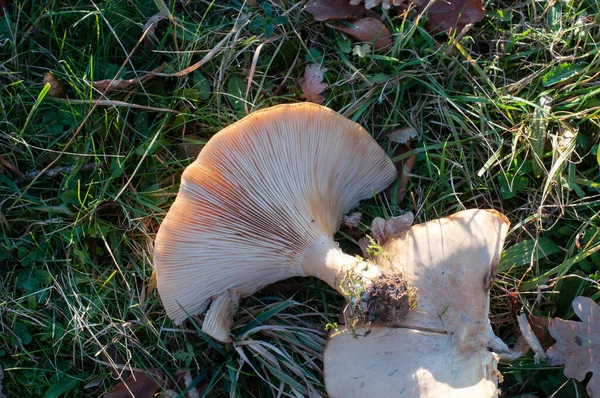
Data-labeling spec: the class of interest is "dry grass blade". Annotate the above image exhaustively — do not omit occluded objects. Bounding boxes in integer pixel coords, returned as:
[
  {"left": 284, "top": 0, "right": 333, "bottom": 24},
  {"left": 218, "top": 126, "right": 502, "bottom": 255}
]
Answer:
[{"left": 232, "top": 299, "right": 328, "bottom": 397}]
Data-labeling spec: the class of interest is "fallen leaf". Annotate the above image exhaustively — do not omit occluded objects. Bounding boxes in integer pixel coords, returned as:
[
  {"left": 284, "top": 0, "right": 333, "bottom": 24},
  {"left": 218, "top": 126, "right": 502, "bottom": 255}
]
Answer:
[
  {"left": 387, "top": 127, "right": 418, "bottom": 145},
  {"left": 143, "top": 12, "right": 168, "bottom": 48},
  {"left": 529, "top": 315, "right": 553, "bottom": 348},
  {"left": 352, "top": 43, "right": 371, "bottom": 57},
  {"left": 425, "top": 0, "right": 486, "bottom": 33},
  {"left": 105, "top": 370, "right": 163, "bottom": 398},
  {"left": 396, "top": 153, "right": 415, "bottom": 203},
  {"left": 336, "top": 17, "right": 392, "bottom": 49},
  {"left": 341, "top": 212, "right": 364, "bottom": 239},
  {"left": 371, "top": 212, "right": 414, "bottom": 245},
  {"left": 342, "top": 212, "right": 362, "bottom": 229},
  {"left": 305, "top": 0, "right": 366, "bottom": 21},
  {"left": 299, "top": 64, "right": 328, "bottom": 104},
  {"left": 346, "top": 0, "right": 485, "bottom": 34},
  {"left": 517, "top": 313, "right": 548, "bottom": 364},
  {"left": 43, "top": 72, "right": 67, "bottom": 98},
  {"left": 93, "top": 72, "right": 157, "bottom": 94},
  {"left": 0, "top": 155, "right": 19, "bottom": 175},
  {"left": 547, "top": 296, "right": 600, "bottom": 397},
  {"left": 385, "top": 130, "right": 417, "bottom": 203}
]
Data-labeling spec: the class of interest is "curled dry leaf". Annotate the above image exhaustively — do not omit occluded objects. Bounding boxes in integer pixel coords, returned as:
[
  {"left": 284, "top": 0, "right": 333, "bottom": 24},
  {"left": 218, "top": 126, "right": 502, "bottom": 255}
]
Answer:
[
  {"left": 43, "top": 72, "right": 67, "bottom": 98},
  {"left": 305, "top": 0, "right": 366, "bottom": 21},
  {"left": 370, "top": 212, "right": 414, "bottom": 245},
  {"left": 93, "top": 72, "right": 157, "bottom": 94},
  {"left": 336, "top": 17, "right": 392, "bottom": 49},
  {"left": 342, "top": 212, "right": 362, "bottom": 229},
  {"left": 341, "top": 212, "right": 364, "bottom": 240},
  {"left": 143, "top": 12, "right": 168, "bottom": 48},
  {"left": 105, "top": 370, "right": 164, "bottom": 398},
  {"left": 517, "top": 313, "right": 548, "bottom": 364},
  {"left": 387, "top": 126, "right": 418, "bottom": 145},
  {"left": 547, "top": 296, "right": 600, "bottom": 397},
  {"left": 385, "top": 128, "right": 417, "bottom": 203},
  {"left": 298, "top": 64, "right": 328, "bottom": 104}
]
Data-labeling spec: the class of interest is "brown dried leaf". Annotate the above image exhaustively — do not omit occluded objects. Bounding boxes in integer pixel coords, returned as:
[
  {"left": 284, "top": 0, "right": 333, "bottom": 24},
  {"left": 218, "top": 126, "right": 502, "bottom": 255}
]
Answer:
[
  {"left": 336, "top": 17, "right": 392, "bottom": 49},
  {"left": 299, "top": 64, "right": 328, "bottom": 104},
  {"left": 425, "top": 0, "right": 486, "bottom": 34},
  {"left": 529, "top": 315, "right": 553, "bottom": 348},
  {"left": 547, "top": 296, "right": 600, "bottom": 397},
  {"left": 387, "top": 127, "right": 417, "bottom": 145},
  {"left": 385, "top": 131, "right": 416, "bottom": 203},
  {"left": 347, "top": 0, "right": 485, "bottom": 34},
  {"left": 371, "top": 212, "right": 414, "bottom": 245},
  {"left": 342, "top": 212, "right": 362, "bottom": 229},
  {"left": 397, "top": 153, "right": 415, "bottom": 203},
  {"left": 43, "top": 72, "right": 67, "bottom": 98},
  {"left": 341, "top": 212, "right": 364, "bottom": 239},
  {"left": 93, "top": 76, "right": 149, "bottom": 94},
  {"left": 143, "top": 13, "right": 168, "bottom": 48},
  {"left": 305, "top": 0, "right": 366, "bottom": 22},
  {"left": 105, "top": 370, "right": 163, "bottom": 398}
]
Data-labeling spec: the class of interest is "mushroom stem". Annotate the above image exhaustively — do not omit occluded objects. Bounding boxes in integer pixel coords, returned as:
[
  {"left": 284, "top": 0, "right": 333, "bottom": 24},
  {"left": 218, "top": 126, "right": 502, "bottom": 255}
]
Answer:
[
  {"left": 301, "top": 236, "right": 414, "bottom": 324},
  {"left": 301, "top": 236, "right": 379, "bottom": 289},
  {"left": 203, "top": 290, "right": 240, "bottom": 343}
]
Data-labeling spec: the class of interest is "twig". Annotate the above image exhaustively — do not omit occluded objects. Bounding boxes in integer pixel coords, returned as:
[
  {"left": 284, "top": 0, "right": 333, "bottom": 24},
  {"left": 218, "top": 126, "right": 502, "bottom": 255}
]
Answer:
[
  {"left": 0, "top": 363, "right": 6, "bottom": 398},
  {"left": 15, "top": 163, "right": 97, "bottom": 183}
]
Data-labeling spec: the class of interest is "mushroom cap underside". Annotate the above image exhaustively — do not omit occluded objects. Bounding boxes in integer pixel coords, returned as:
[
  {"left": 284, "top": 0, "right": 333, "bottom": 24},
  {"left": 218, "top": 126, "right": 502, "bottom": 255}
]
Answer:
[{"left": 154, "top": 103, "right": 397, "bottom": 325}]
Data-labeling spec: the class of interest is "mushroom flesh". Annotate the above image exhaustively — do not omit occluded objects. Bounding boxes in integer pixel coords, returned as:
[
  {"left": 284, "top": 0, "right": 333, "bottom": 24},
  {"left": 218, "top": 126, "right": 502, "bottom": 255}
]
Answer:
[{"left": 324, "top": 209, "right": 516, "bottom": 397}]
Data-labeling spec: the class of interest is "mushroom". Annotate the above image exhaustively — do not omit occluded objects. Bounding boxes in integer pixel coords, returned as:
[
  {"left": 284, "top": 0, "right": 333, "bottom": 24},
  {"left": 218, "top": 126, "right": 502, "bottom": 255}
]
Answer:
[
  {"left": 324, "top": 209, "right": 517, "bottom": 397},
  {"left": 154, "top": 103, "right": 404, "bottom": 342}
]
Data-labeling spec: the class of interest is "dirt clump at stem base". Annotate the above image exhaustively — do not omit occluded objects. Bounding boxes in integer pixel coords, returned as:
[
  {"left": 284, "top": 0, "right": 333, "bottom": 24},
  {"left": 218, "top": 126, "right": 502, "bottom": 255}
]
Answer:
[{"left": 359, "top": 270, "right": 418, "bottom": 324}]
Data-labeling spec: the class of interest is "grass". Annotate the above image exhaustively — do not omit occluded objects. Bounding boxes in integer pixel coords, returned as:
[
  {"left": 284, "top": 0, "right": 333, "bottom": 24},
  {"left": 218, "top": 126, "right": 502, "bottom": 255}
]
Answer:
[{"left": 1, "top": 0, "right": 599, "bottom": 396}]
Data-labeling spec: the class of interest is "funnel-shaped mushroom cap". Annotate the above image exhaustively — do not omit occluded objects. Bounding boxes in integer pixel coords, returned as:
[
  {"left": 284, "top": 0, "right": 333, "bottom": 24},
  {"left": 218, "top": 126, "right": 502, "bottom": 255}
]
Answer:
[
  {"left": 324, "top": 209, "right": 510, "bottom": 397},
  {"left": 325, "top": 327, "right": 499, "bottom": 397},
  {"left": 154, "top": 103, "right": 397, "bottom": 339}
]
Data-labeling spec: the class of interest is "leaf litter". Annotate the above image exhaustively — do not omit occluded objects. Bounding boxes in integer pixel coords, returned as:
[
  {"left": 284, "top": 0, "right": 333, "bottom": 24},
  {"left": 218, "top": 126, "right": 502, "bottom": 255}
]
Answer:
[
  {"left": 336, "top": 17, "right": 392, "bottom": 49},
  {"left": 308, "top": 0, "right": 486, "bottom": 35},
  {"left": 305, "top": 0, "right": 366, "bottom": 21},
  {"left": 547, "top": 296, "right": 600, "bottom": 397},
  {"left": 299, "top": 64, "right": 328, "bottom": 104},
  {"left": 104, "top": 370, "right": 163, "bottom": 398}
]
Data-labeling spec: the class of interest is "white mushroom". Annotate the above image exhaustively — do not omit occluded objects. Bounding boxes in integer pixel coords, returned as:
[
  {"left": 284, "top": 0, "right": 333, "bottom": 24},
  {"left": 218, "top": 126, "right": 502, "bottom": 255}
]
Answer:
[
  {"left": 154, "top": 103, "right": 402, "bottom": 342},
  {"left": 324, "top": 209, "right": 517, "bottom": 397}
]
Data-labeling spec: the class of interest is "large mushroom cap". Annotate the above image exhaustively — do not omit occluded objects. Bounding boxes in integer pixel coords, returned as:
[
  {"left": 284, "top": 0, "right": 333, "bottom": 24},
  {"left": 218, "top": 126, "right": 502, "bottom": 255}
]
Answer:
[
  {"left": 154, "top": 103, "right": 397, "bottom": 341},
  {"left": 324, "top": 209, "right": 510, "bottom": 397}
]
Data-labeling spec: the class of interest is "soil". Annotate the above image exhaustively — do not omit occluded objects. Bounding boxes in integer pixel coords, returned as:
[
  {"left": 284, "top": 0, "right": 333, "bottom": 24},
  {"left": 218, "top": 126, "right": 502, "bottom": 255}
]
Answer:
[{"left": 359, "top": 270, "right": 415, "bottom": 324}]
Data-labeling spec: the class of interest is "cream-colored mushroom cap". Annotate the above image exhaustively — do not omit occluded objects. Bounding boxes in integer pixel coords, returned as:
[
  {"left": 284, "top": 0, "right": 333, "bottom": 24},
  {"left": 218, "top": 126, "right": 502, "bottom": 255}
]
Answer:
[
  {"left": 324, "top": 209, "right": 512, "bottom": 397},
  {"left": 154, "top": 103, "right": 397, "bottom": 342}
]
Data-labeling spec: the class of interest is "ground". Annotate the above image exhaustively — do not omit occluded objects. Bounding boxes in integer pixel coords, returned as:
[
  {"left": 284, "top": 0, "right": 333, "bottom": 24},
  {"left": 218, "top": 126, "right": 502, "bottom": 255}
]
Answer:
[{"left": 1, "top": 0, "right": 599, "bottom": 397}]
